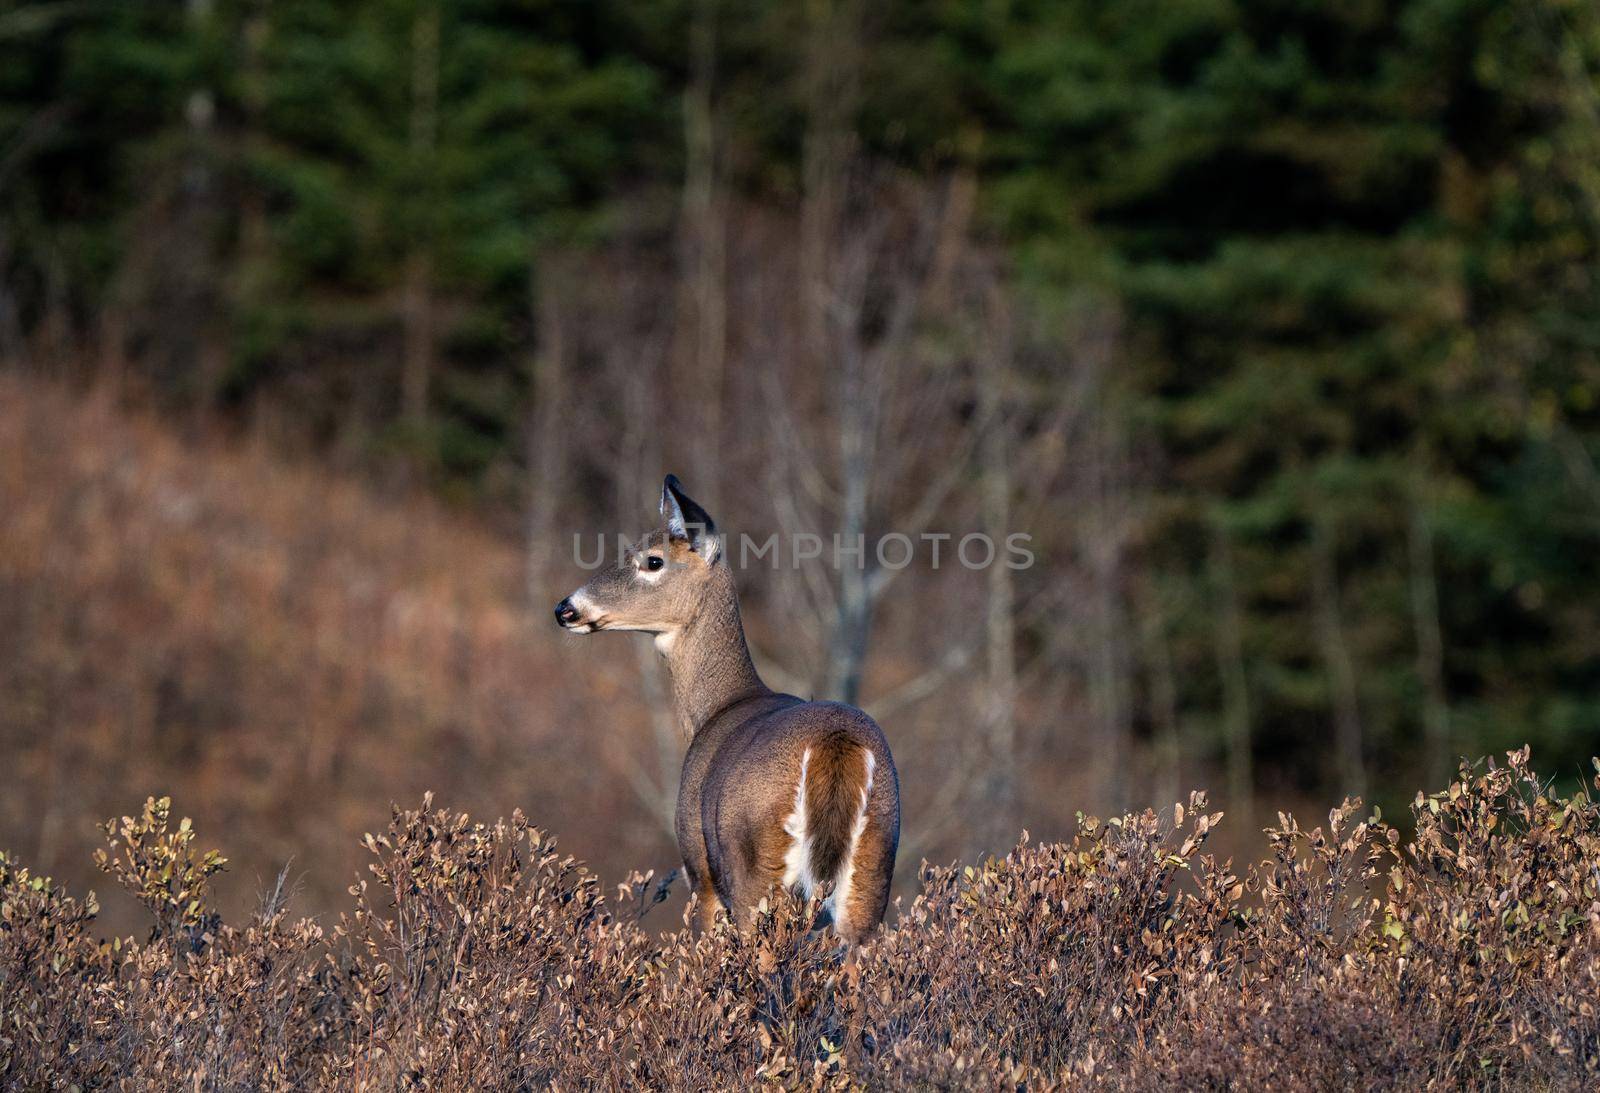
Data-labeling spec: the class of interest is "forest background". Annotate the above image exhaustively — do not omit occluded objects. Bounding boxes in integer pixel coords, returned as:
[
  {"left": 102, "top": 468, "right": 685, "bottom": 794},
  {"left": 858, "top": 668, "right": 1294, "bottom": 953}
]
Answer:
[{"left": 3, "top": 0, "right": 1600, "bottom": 931}]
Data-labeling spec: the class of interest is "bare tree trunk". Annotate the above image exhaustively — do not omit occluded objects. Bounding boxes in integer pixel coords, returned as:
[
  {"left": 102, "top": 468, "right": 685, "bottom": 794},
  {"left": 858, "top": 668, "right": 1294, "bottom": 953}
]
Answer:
[
  {"left": 1408, "top": 495, "right": 1451, "bottom": 787},
  {"left": 1137, "top": 573, "right": 1183, "bottom": 812},
  {"left": 525, "top": 269, "right": 566, "bottom": 598},
  {"left": 822, "top": 332, "right": 875, "bottom": 704},
  {"left": 1310, "top": 511, "right": 1365, "bottom": 799},
  {"left": 798, "top": 0, "right": 859, "bottom": 374},
  {"left": 1209, "top": 522, "right": 1253, "bottom": 836},
  {"left": 184, "top": 0, "right": 221, "bottom": 415},
  {"left": 230, "top": 5, "right": 270, "bottom": 398},
  {"left": 679, "top": 0, "right": 726, "bottom": 505},
  {"left": 978, "top": 286, "right": 1016, "bottom": 841},
  {"left": 614, "top": 356, "right": 679, "bottom": 837},
  {"left": 1, "top": 103, "right": 73, "bottom": 367},
  {"left": 928, "top": 167, "right": 978, "bottom": 311},
  {"left": 401, "top": 3, "right": 439, "bottom": 425},
  {"left": 1086, "top": 407, "right": 1132, "bottom": 814},
  {"left": 804, "top": 0, "right": 870, "bottom": 704}
]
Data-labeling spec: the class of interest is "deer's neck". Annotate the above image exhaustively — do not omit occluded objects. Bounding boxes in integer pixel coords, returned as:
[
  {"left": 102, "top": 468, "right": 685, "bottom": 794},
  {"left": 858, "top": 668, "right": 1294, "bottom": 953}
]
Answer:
[{"left": 658, "top": 567, "right": 768, "bottom": 736}]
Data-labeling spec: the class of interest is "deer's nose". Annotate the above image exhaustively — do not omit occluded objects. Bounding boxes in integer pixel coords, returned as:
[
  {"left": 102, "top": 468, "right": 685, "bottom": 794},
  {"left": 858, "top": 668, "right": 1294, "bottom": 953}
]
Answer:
[{"left": 554, "top": 598, "right": 580, "bottom": 627}]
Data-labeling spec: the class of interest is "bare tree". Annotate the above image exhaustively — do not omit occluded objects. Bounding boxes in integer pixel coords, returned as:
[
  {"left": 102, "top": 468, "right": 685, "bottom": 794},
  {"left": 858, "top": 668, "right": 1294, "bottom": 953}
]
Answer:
[
  {"left": 913, "top": 288, "right": 1121, "bottom": 854},
  {"left": 180, "top": 0, "right": 226, "bottom": 415},
  {"left": 1309, "top": 510, "right": 1365, "bottom": 800},
  {"left": 799, "top": 0, "right": 861, "bottom": 376},
  {"left": 676, "top": 0, "right": 727, "bottom": 508},
  {"left": 607, "top": 280, "right": 679, "bottom": 835},
  {"left": 1, "top": 102, "right": 71, "bottom": 366},
  {"left": 525, "top": 264, "right": 568, "bottom": 596},
  {"left": 1082, "top": 385, "right": 1135, "bottom": 814},
  {"left": 760, "top": 174, "right": 979, "bottom": 704},
  {"left": 976, "top": 278, "right": 1018, "bottom": 840},
  {"left": 1209, "top": 520, "right": 1254, "bottom": 836},
  {"left": 526, "top": 253, "right": 682, "bottom": 837},
  {"left": 1137, "top": 570, "right": 1184, "bottom": 812},
  {"left": 400, "top": 1, "right": 439, "bottom": 425},
  {"left": 1407, "top": 482, "right": 1451, "bottom": 787}
]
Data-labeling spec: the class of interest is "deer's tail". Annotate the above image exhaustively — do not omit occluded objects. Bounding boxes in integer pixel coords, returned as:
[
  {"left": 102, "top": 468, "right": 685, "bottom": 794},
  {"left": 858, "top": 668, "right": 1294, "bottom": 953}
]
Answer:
[{"left": 802, "top": 731, "right": 875, "bottom": 913}]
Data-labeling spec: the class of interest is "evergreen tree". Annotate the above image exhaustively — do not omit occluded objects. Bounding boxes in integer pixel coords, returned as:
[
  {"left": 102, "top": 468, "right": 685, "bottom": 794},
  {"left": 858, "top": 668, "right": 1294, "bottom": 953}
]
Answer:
[
  {"left": 246, "top": 0, "right": 661, "bottom": 478},
  {"left": 980, "top": 0, "right": 1600, "bottom": 799}
]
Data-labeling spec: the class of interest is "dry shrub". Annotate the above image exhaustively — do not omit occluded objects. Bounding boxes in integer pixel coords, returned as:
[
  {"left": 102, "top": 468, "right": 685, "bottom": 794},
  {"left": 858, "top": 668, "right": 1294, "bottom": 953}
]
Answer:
[{"left": 3, "top": 749, "right": 1598, "bottom": 1089}]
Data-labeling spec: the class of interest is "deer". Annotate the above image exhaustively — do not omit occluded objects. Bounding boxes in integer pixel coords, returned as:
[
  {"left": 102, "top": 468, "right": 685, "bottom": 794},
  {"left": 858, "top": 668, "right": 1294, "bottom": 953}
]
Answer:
[{"left": 554, "top": 475, "right": 900, "bottom": 941}]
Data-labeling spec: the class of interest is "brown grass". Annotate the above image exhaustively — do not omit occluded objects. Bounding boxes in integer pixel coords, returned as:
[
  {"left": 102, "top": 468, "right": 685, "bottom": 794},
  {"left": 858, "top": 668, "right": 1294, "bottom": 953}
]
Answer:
[
  {"left": 0, "top": 375, "right": 667, "bottom": 932},
  {"left": 3, "top": 748, "right": 1598, "bottom": 1089}
]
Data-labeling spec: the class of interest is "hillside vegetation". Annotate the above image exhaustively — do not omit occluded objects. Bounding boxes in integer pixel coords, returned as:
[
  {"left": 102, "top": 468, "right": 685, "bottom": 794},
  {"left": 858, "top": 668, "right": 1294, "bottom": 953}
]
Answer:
[
  {"left": 0, "top": 374, "right": 672, "bottom": 930},
  {"left": 3, "top": 749, "right": 1598, "bottom": 1089}
]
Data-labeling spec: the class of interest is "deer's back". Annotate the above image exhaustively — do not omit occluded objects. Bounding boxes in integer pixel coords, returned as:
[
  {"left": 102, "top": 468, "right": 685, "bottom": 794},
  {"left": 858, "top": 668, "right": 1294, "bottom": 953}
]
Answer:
[{"left": 677, "top": 694, "right": 900, "bottom": 920}]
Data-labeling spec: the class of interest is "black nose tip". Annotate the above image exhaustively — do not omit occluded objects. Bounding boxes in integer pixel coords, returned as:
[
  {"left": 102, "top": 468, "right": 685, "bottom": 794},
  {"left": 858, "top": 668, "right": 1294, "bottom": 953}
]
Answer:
[{"left": 554, "top": 598, "right": 580, "bottom": 627}]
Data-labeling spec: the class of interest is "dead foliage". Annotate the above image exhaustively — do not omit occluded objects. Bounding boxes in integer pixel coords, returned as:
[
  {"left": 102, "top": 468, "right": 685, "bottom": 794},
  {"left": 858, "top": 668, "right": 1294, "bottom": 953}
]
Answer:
[{"left": 3, "top": 748, "right": 1598, "bottom": 1089}]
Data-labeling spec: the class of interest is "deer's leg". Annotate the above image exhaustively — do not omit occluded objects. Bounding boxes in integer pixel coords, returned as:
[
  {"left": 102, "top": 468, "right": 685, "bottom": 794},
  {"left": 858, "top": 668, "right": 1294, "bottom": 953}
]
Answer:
[
  {"left": 693, "top": 876, "right": 723, "bottom": 931},
  {"left": 833, "top": 816, "right": 894, "bottom": 942},
  {"left": 680, "top": 852, "right": 724, "bottom": 932},
  {"left": 717, "top": 814, "right": 796, "bottom": 926}
]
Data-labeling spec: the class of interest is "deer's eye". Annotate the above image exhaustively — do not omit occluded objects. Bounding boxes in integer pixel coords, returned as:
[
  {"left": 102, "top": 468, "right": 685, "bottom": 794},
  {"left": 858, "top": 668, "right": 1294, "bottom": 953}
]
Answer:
[{"left": 646, "top": 555, "right": 665, "bottom": 571}]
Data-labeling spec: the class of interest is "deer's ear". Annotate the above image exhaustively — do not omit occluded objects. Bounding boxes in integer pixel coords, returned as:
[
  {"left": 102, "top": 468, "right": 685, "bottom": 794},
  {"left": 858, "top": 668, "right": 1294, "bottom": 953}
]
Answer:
[{"left": 661, "top": 474, "right": 718, "bottom": 559}]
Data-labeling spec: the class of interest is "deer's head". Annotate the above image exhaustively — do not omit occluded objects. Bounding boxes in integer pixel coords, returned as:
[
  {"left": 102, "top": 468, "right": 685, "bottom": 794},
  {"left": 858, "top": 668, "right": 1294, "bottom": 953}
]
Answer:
[{"left": 554, "top": 475, "right": 723, "bottom": 638}]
